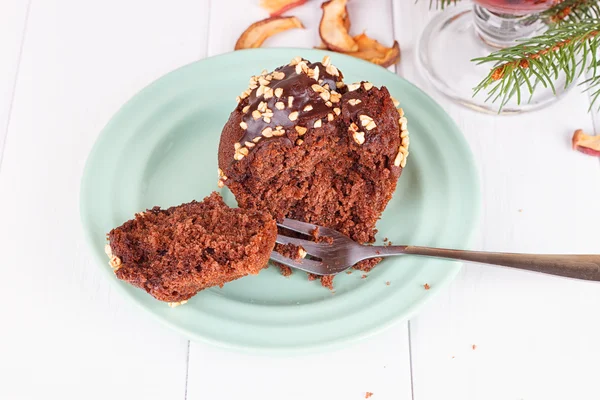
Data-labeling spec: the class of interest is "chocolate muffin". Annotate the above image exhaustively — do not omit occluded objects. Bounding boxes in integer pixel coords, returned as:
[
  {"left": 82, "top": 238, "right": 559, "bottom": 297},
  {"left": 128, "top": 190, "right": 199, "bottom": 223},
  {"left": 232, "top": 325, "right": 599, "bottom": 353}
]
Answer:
[
  {"left": 218, "top": 56, "right": 409, "bottom": 285},
  {"left": 105, "top": 192, "right": 277, "bottom": 306}
]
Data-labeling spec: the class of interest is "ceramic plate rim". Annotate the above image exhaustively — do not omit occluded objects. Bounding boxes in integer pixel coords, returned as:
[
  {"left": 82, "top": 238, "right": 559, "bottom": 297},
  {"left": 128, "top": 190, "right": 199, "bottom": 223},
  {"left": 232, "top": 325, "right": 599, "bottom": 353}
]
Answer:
[{"left": 80, "top": 48, "right": 481, "bottom": 353}]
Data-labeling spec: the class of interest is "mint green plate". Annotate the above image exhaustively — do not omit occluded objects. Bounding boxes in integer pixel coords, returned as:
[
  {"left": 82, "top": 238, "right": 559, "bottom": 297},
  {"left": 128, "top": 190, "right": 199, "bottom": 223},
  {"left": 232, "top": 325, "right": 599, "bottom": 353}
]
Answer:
[{"left": 80, "top": 48, "right": 480, "bottom": 352}]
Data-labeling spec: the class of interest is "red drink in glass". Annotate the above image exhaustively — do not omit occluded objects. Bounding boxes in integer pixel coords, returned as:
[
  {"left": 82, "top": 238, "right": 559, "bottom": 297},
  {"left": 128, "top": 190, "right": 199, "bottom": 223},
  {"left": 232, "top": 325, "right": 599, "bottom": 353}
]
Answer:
[{"left": 474, "top": 0, "right": 558, "bottom": 15}]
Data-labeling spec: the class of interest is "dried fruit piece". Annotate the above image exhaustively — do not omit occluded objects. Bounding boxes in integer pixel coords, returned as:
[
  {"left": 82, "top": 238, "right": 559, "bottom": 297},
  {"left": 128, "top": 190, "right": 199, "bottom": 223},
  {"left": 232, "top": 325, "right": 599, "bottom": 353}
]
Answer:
[
  {"left": 572, "top": 129, "right": 600, "bottom": 157},
  {"left": 344, "top": 33, "right": 401, "bottom": 68},
  {"left": 235, "top": 16, "right": 305, "bottom": 50},
  {"left": 319, "top": 0, "right": 358, "bottom": 52},
  {"left": 260, "top": 0, "right": 307, "bottom": 17}
]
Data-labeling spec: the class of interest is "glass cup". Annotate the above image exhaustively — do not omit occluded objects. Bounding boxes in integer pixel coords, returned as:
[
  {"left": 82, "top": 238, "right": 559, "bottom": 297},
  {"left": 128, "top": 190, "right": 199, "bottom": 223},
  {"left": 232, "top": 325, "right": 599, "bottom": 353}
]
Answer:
[{"left": 418, "top": 0, "right": 570, "bottom": 114}]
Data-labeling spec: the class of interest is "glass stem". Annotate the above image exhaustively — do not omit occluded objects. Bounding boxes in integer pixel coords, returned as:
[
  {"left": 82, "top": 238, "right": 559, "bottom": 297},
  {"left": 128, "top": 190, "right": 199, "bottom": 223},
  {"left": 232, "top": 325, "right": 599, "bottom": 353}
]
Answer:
[{"left": 473, "top": 4, "right": 543, "bottom": 49}]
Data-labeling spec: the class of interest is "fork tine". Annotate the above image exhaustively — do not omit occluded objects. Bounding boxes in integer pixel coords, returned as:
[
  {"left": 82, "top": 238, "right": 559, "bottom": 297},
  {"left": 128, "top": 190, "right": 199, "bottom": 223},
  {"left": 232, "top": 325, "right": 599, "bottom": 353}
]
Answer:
[
  {"left": 270, "top": 251, "right": 328, "bottom": 275},
  {"left": 277, "top": 218, "right": 318, "bottom": 235},
  {"left": 276, "top": 234, "right": 330, "bottom": 256}
]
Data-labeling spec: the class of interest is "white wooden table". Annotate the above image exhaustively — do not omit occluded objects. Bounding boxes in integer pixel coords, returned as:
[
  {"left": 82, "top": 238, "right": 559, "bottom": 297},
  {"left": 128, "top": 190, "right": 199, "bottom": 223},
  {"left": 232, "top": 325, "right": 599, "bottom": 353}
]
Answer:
[{"left": 2, "top": 1, "right": 599, "bottom": 399}]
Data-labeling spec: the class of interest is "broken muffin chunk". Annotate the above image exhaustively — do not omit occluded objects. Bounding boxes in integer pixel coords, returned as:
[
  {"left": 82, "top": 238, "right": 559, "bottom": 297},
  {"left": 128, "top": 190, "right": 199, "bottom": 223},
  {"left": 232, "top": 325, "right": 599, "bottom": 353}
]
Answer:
[
  {"left": 218, "top": 56, "right": 409, "bottom": 286},
  {"left": 106, "top": 192, "right": 277, "bottom": 306}
]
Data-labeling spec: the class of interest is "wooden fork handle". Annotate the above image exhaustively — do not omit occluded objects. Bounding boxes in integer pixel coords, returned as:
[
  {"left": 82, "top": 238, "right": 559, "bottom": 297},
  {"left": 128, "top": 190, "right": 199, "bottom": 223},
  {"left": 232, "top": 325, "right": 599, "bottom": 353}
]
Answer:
[{"left": 382, "top": 246, "right": 600, "bottom": 282}]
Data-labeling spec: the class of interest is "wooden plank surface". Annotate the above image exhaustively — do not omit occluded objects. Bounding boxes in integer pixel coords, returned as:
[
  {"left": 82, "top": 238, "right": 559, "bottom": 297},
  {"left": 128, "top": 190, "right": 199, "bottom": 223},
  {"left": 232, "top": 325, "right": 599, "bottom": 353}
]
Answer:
[
  {"left": 2, "top": 1, "right": 600, "bottom": 399},
  {"left": 394, "top": 3, "right": 600, "bottom": 400},
  {"left": 0, "top": 0, "right": 30, "bottom": 164},
  {"left": 0, "top": 1, "right": 210, "bottom": 398}
]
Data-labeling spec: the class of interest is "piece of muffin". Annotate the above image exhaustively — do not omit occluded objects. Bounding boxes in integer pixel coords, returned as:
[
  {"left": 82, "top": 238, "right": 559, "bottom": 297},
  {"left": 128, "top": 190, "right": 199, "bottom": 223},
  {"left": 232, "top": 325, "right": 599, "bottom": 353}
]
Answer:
[
  {"left": 105, "top": 192, "right": 277, "bottom": 306},
  {"left": 218, "top": 56, "right": 409, "bottom": 285}
]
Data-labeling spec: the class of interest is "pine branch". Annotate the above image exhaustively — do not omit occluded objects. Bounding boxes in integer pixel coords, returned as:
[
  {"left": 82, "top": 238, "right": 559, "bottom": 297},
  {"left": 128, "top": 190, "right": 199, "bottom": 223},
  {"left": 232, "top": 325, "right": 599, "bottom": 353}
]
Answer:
[
  {"left": 543, "top": 0, "right": 600, "bottom": 24},
  {"left": 473, "top": 21, "right": 600, "bottom": 111}
]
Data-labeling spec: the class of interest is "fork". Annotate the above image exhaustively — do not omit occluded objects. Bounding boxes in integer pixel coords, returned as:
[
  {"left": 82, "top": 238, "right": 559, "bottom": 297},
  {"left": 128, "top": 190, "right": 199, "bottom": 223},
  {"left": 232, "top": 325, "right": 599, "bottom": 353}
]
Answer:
[{"left": 271, "top": 218, "right": 600, "bottom": 281}]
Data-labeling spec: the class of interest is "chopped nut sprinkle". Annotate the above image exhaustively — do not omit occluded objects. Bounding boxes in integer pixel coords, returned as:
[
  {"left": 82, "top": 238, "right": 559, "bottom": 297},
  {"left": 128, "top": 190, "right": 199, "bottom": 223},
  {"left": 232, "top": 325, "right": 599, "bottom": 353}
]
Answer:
[
  {"left": 363, "top": 82, "right": 373, "bottom": 90},
  {"left": 295, "top": 126, "right": 307, "bottom": 135},
  {"left": 258, "top": 101, "right": 267, "bottom": 112},
  {"left": 328, "top": 113, "right": 334, "bottom": 121},
  {"left": 391, "top": 96, "right": 400, "bottom": 107},
  {"left": 242, "top": 105, "right": 250, "bottom": 113},
  {"left": 336, "top": 81, "right": 345, "bottom": 88},
  {"left": 258, "top": 77, "right": 270, "bottom": 86},
  {"left": 399, "top": 117, "right": 408, "bottom": 130},
  {"left": 326, "top": 64, "right": 339, "bottom": 76},
  {"left": 252, "top": 136, "right": 261, "bottom": 143},
  {"left": 239, "top": 147, "right": 249, "bottom": 156},
  {"left": 333, "top": 107, "right": 341, "bottom": 115},
  {"left": 366, "top": 121, "right": 377, "bottom": 131},
  {"left": 312, "top": 84, "right": 325, "bottom": 93},
  {"left": 314, "top": 119, "right": 322, "bottom": 128},
  {"left": 275, "top": 87, "right": 284, "bottom": 98},
  {"left": 348, "top": 99, "right": 362, "bottom": 106},
  {"left": 320, "top": 91, "right": 331, "bottom": 102},
  {"left": 252, "top": 110, "right": 261, "bottom": 120},
  {"left": 263, "top": 116, "right": 271, "bottom": 123},
  {"left": 275, "top": 101, "right": 285, "bottom": 110},
  {"left": 359, "top": 115, "right": 374, "bottom": 127},
  {"left": 273, "top": 127, "right": 285, "bottom": 136},
  {"left": 256, "top": 85, "right": 266, "bottom": 97},
  {"left": 262, "top": 127, "right": 273, "bottom": 137},
  {"left": 217, "top": 180, "right": 224, "bottom": 188},
  {"left": 303, "top": 104, "right": 313, "bottom": 112},
  {"left": 296, "top": 61, "right": 308, "bottom": 75},
  {"left": 167, "top": 300, "right": 188, "bottom": 308},
  {"left": 330, "top": 91, "right": 341, "bottom": 103},
  {"left": 272, "top": 71, "right": 285, "bottom": 80},
  {"left": 347, "top": 83, "right": 360, "bottom": 91},
  {"left": 234, "top": 142, "right": 241, "bottom": 150},
  {"left": 236, "top": 96, "right": 241, "bottom": 103},
  {"left": 288, "top": 111, "right": 299, "bottom": 121},
  {"left": 397, "top": 107, "right": 404, "bottom": 117},
  {"left": 311, "top": 65, "right": 320, "bottom": 81},
  {"left": 288, "top": 96, "right": 294, "bottom": 108},
  {"left": 298, "top": 247, "right": 308, "bottom": 258},
  {"left": 263, "top": 88, "right": 274, "bottom": 99},
  {"left": 296, "top": 139, "right": 304, "bottom": 145},
  {"left": 322, "top": 55, "right": 331, "bottom": 66},
  {"left": 244, "top": 141, "right": 254, "bottom": 148},
  {"left": 290, "top": 56, "right": 302, "bottom": 66},
  {"left": 402, "top": 137, "right": 409, "bottom": 146},
  {"left": 394, "top": 150, "right": 403, "bottom": 167},
  {"left": 353, "top": 131, "right": 365, "bottom": 145},
  {"left": 349, "top": 122, "right": 359, "bottom": 132},
  {"left": 400, "top": 130, "right": 409, "bottom": 138},
  {"left": 239, "top": 121, "right": 248, "bottom": 130},
  {"left": 325, "top": 101, "right": 332, "bottom": 107}
]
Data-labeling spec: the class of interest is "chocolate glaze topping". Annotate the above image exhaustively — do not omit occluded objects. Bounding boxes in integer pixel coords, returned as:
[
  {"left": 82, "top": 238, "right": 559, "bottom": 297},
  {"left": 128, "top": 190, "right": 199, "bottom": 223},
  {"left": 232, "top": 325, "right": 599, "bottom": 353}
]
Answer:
[{"left": 235, "top": 57, "right": 347, "bottom": 154}]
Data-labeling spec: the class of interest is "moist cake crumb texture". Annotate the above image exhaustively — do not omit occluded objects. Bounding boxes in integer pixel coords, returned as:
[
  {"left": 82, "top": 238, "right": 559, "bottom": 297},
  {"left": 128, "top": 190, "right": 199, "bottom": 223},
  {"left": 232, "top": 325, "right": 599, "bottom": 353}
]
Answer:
[
  {"left": 218, "top": 56, "right": 409, "bottom": 287},
  {"left": 106, "top": 192, "right": 277, "bottom": 303}
]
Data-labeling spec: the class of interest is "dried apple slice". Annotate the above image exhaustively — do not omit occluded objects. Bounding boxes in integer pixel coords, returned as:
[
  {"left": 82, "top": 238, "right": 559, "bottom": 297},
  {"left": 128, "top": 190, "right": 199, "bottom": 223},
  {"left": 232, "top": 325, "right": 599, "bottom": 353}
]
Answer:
[
  {"left": 319, "top": 0, "right": 358, "bottom": 52},
  {"left": 344, "top": 33, "right": 400, "bottom": 68},
  {"left": 572, "top": 129, "right": 600, "bottom": 157},
  {"left": 235, "top": 16, "right": 304, "bottom": 50},
  {"left": 260, "top": 0, "right": 307, "bottom": 17}
]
